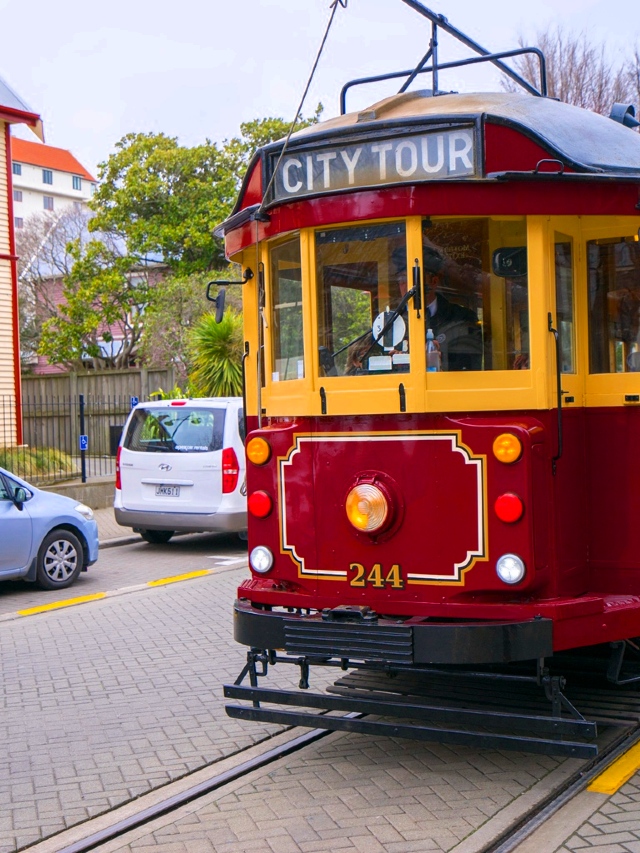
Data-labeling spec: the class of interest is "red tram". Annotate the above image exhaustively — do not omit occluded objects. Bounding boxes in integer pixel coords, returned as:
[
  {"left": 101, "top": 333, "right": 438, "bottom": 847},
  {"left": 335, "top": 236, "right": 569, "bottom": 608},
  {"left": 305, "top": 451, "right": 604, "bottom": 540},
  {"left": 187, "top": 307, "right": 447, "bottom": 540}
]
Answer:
[{"left": 218, "top": 2, "right": 640, "bottom": 756}]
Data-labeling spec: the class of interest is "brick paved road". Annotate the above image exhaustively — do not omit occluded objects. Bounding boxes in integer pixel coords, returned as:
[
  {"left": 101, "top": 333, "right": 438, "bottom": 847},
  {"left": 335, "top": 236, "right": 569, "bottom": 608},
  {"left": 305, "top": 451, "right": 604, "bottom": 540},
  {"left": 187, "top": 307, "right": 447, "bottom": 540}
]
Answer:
[
  {"left": 101, "top": 731, "right": 566, "bottom": 853},
  {"left": 0, "top": 566, "right": 306, "bottom": 853}
]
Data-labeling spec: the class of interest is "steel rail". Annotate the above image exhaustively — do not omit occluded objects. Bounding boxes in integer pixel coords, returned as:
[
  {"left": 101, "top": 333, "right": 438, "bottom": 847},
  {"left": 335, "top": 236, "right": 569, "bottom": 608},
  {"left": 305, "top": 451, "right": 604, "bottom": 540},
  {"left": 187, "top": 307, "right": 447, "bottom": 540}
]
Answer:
[{"left": 50, "top": 720, "right": 358, "bottom": 853}]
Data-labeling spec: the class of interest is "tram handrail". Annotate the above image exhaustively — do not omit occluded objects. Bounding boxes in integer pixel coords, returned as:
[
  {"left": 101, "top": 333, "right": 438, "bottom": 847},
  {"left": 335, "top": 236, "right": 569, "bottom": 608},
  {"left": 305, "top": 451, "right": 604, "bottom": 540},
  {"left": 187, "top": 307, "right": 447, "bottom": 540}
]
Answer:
[{"left": 340, "top": 47, "right": 548, "bottom": 115}]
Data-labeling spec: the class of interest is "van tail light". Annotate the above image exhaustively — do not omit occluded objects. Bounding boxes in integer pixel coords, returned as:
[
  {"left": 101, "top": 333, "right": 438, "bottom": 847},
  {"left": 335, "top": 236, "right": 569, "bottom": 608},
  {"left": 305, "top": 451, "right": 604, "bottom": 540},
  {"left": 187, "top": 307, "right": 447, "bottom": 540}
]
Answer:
[
  {"left": 115, "top": 446, "right": 122, "bottom": 490},
  {"left": 222, "top": 447, "right": 240, "bottom": 493}
]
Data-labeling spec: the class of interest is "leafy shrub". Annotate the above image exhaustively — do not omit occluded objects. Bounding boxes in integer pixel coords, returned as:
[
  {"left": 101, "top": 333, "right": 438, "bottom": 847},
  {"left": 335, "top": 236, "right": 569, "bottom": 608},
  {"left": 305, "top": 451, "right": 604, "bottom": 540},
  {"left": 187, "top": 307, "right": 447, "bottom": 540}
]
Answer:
[{"left": 0, "top": 446, "right": 80, "bottom": 483}]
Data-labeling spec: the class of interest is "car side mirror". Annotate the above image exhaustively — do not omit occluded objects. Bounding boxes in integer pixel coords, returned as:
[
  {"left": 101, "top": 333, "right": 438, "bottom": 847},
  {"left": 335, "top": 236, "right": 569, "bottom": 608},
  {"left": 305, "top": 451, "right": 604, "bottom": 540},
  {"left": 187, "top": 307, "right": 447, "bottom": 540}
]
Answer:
[{"left": 13, "top": 487, "right": 27, "bottom": 511}]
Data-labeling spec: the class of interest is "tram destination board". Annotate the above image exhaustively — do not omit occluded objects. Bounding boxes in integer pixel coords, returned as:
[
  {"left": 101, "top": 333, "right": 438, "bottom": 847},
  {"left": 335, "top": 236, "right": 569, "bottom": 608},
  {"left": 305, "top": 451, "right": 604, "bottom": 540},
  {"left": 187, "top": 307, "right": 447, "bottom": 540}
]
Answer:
[{"left": 267, "top": 125, "right": 477, "bottom": 203}]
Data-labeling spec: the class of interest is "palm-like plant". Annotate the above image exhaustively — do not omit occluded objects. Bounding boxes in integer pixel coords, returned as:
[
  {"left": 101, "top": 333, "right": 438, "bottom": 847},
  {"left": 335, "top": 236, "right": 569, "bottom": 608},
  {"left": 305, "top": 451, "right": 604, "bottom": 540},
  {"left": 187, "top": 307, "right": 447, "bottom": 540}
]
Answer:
[{"left": 188, "top": 310, "right": 243, "bottom": 397}]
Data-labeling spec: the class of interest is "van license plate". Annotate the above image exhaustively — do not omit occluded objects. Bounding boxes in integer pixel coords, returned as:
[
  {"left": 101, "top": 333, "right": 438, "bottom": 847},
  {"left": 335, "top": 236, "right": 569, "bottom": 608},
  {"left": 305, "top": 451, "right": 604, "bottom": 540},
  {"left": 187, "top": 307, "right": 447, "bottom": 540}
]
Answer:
[{"left": 156, "top": 485, "right": 180, "bottom": 497}]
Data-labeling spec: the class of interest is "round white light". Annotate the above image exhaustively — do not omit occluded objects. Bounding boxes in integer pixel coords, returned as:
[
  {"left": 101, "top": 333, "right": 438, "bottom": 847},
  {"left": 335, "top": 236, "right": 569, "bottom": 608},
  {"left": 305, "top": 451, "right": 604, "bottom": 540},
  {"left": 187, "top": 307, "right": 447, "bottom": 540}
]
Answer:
[
  {"left": 250, "top": 546, "right": 274, "bottom": 574},
  {"left": 496, "top": 553, "right": 526, "bottom": 585}
]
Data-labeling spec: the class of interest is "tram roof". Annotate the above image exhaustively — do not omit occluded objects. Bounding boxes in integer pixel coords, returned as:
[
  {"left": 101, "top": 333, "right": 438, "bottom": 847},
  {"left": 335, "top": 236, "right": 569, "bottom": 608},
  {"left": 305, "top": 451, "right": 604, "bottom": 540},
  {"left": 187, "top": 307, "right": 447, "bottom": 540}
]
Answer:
[{"left": 290, "top": 91, "right": 640, "bottom": 175}]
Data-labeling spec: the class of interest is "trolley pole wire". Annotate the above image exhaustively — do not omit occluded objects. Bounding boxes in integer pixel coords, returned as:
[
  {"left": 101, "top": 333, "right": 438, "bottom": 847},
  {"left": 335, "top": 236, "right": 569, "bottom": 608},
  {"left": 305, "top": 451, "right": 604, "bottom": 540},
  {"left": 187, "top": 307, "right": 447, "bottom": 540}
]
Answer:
[
  {"left": 253, "top": 0, "right": 347, "bottom": 427},
  {"left": 258, "top": 0, "right": 348, "bottom": 216}
]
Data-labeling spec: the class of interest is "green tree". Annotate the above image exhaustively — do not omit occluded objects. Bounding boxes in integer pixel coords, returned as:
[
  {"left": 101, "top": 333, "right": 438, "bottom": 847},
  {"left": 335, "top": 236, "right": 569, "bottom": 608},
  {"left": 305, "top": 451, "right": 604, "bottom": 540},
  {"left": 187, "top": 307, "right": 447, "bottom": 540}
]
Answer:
[
  {"left": 189, "top": 311, "right": 244, "bottom": 397},
  {"left": 139, "top": 269, "right": 243, "bottom": 385},
  {"left": 89, "top": 133, "right": 236, "bottom": 275},
  {"left": 38, "top": 239, "right": 149, "bottom": 370}
]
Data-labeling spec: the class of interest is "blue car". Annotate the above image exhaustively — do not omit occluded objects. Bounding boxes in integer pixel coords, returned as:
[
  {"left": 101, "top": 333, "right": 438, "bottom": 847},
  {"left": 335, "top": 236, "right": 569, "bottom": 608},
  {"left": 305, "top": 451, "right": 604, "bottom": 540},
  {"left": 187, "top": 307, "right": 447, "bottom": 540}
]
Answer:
[{"left": 0, "top": 466, "right": 99, "bottom": 590}]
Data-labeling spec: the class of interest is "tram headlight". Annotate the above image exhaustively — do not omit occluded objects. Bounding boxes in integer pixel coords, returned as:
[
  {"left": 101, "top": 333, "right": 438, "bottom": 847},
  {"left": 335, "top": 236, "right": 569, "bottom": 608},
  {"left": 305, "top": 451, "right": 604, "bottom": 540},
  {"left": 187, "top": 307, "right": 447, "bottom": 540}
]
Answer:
[
  {"left": 496, "top": 553, "right": 526, "bottom": 585},
  {"left": 493, "top": 433, "right": 522, "bottom": 464},
  {"left": 346, "top": 484, "right": 389, "bottom": 533},
  {"left": 250, "top": 546, "right": 274, "bottom": 574}
]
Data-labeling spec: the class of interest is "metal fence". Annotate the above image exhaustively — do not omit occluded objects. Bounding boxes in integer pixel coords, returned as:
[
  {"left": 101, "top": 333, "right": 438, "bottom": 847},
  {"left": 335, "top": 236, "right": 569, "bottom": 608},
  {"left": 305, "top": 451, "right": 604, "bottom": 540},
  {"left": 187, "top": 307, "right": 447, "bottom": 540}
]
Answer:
[{"left": 0, "top": 393, "right": 148, "bottom": 486}]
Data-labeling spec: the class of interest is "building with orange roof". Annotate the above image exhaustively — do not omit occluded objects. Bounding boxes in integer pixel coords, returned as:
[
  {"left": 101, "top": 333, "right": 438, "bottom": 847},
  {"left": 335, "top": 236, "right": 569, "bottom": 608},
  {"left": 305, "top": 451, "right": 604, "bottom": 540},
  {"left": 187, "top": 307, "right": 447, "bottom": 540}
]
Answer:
[
  {"left": 11, "top": 137, "right": 96, "bottom": 227},
  {"left": 0, "top": 75, "right": 42, "bottom": 442}
]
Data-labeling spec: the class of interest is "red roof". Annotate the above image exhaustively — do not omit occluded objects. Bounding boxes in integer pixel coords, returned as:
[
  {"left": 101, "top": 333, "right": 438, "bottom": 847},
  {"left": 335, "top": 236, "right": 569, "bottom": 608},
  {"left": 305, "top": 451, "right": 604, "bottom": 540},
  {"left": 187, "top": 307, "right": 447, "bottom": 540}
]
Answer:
[{"left": 11, "top": 138, "right": 96, "bottom": 182}]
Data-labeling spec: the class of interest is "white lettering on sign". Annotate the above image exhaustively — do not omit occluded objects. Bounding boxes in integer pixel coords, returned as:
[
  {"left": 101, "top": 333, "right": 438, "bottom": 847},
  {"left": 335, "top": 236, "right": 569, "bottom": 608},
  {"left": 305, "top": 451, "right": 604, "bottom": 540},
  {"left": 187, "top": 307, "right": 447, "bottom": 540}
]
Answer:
[
  {"left": 316, "top": 151, "right": 337, "bottom": 188},
  {"left": 395, "top": 140, "right": 418, "bottom": 178},
  {"left": 274, "top": 127, "right": 476, "bottom": 201},
  {"left": 422, "top": 135, "right": 444, "bottom": 173},
  {"left": 449, "top": 131, "right": 473, "bottom": 170},
  {"left": 283, "top": 158, "right": 302, "bottom": 193},
  {"left": 370, "top": 142, "right": 393, "bottom": 180},
  {"left": 340, "top": 147, "right": 362, "bottom": 185}
]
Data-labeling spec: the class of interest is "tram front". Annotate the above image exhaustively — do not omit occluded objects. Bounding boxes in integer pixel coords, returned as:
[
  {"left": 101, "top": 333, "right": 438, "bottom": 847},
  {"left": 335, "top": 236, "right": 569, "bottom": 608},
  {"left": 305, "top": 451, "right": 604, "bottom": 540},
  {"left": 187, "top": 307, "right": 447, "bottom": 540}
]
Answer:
[{"left": 219, "top": 88, "right": 640, "bottom": 754}]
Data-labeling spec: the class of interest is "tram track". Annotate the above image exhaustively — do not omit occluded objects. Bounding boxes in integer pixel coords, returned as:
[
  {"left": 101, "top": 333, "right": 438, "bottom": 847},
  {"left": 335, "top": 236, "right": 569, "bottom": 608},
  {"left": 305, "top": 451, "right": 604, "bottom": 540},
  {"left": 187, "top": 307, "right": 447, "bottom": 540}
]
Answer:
[{"left": 21, "top": 707, "right": 640, "bottom": 853}]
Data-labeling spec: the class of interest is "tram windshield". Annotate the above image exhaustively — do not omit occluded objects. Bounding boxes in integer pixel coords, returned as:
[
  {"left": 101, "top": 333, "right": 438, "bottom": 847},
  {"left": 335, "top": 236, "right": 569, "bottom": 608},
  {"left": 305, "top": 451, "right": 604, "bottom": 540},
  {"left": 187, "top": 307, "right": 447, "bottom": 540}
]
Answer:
[{"left": 315, "top": 217, "right": 530, "bottom": 376}]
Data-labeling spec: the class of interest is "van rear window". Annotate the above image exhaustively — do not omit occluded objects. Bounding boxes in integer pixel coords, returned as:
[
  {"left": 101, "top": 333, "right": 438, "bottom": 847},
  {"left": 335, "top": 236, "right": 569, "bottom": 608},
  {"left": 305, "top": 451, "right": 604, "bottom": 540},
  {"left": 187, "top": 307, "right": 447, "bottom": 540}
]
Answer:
[{"left": 124, "top": 408, "right": 225, "bottom": 453}]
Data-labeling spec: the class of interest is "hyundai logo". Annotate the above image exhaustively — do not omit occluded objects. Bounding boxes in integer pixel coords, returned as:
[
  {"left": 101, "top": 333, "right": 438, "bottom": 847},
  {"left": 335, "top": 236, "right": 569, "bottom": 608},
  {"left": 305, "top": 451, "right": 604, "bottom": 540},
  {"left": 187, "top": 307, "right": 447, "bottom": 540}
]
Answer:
[{"left": 159, "top": 463, "right": 172, "bottom": 471}]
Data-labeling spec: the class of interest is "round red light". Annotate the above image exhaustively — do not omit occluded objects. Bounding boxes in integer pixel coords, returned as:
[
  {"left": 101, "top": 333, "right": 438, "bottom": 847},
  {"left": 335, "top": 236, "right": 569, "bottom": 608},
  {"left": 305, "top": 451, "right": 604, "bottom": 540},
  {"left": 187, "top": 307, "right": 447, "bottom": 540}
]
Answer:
[
  {"left": 494, "top": 493, "right": 524, "bottom": 523},
  {"left": 248, "top": 491, "right": 273, "bottom": 518}
]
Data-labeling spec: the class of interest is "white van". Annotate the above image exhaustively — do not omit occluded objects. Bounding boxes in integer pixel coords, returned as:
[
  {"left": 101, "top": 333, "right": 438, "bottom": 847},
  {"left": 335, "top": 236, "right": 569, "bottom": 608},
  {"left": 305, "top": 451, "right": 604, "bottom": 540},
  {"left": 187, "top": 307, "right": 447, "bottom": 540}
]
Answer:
[{"left": 114, "top": 398, "right": 246, "bottom": 543}]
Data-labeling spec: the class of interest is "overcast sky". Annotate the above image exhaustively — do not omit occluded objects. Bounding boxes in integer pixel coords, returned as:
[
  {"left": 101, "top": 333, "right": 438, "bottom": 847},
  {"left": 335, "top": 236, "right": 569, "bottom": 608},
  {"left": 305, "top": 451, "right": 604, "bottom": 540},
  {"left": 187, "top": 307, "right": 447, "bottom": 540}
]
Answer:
[{"left": 1, "top": 0, "right": 638, "bottom": 178}]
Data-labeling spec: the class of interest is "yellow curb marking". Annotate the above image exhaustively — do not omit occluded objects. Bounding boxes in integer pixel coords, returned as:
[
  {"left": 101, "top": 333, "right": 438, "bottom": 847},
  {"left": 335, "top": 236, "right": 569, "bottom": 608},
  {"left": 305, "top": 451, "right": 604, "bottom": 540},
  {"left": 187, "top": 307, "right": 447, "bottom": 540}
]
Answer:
[
  {"left": 147, "top": 570, "right": 212, "bottom": 586},
  {"left": 18, "top": 593, "right": 107, "bottom": 615},
  {"left": 588, "top": 741, "right": 640, "bottom": 794}
]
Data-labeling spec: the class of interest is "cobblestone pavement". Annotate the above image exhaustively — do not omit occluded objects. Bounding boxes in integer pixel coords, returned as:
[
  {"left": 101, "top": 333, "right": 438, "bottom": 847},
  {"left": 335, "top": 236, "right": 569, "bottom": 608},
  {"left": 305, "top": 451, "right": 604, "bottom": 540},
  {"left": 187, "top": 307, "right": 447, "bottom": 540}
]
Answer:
[
  {"left": 94, "top": 507, "right": 132, "bottom": 542},
  {"left": 0, "top": 567, "right": 305, "bottom": 853},
  {"left": 101, "top": 731, "right": 566, "bottom": 853},
  {"left": 0, "top": 533, "right": 247, "bottom": 617}
]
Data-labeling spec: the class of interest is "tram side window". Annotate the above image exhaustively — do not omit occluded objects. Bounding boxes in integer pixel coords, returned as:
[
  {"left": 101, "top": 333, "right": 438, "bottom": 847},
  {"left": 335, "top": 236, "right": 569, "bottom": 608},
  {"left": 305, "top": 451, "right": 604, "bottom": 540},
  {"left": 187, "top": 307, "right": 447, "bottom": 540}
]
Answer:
[
  {"left": 422, "top": 217, "right": 529, "bottom": 370},
  {"left": 316, "top": 222, "right": 409, "bottom": 377},
  {"left": 270, "top": 237, "right": 304, "bottom": 382},
  {"left": 555, "top": 234, "right": 576, "bottom": 374},
  {"left": 588, "top": 238, "right": 640, "bottom": 373}
]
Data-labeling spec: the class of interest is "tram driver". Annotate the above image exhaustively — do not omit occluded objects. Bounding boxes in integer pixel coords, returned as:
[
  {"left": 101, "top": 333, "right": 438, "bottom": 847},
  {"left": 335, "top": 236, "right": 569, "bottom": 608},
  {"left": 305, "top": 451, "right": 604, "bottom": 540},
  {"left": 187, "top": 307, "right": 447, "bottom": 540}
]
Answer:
[{"left": 392, "top": 246, "right": 483, "bottom": 371}]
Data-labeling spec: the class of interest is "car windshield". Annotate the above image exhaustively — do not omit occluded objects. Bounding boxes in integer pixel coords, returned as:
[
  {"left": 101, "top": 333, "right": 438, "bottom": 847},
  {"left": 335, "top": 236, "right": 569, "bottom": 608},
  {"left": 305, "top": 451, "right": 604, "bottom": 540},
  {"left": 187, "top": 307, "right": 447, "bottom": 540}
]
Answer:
[{"left": 124, "top": 407, "right": 226, "bottom": 453}]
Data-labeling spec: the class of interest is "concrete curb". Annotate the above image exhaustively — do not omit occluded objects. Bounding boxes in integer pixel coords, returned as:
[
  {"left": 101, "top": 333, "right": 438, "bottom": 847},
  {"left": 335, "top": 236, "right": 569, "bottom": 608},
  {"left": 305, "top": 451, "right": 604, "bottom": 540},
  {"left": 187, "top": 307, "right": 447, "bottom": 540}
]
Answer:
[{"left": 99, "top": 535, "right": 140, "bottom": 549}]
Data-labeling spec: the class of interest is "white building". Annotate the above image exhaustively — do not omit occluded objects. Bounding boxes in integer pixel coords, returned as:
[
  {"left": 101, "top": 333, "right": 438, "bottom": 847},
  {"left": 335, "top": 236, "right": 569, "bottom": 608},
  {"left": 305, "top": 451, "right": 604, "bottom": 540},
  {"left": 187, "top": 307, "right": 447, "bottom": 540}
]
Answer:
[{"left": 10, "top": 137, "right": 96, "bottom": 228}]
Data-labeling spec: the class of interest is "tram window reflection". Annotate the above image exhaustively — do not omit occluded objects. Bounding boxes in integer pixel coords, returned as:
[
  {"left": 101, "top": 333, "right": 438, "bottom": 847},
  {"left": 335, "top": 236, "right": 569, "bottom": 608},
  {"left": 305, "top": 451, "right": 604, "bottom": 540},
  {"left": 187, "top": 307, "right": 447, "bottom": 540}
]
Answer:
[
  {"left": 422, "top": 217, "right": 530, "bottom": 371},
  {"left": 270, "top": 236, "right": 304, "bottom": 382},
  {"left": 555, "top": 234, "right": 576, "bottom": 374},
  {"left": 588, "top": 237, "right": 640, "bottom": 374},
  {"left": 316, "top": 222, "right": 409, "bottom": 377}
]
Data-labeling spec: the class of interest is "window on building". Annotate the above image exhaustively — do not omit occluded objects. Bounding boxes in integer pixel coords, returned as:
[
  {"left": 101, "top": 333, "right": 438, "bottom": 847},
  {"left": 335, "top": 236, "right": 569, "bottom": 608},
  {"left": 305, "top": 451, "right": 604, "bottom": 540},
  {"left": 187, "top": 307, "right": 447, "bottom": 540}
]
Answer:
[
  {"left": 13, "top": 190, "right": 22, "bottom": 202},
  {"left": 14, "top": 217, "right": 23, "bottom": 229},
  {"left": 73, "top": 201, "right": 82, "bottom": 211},
  {"left": 43, "top": 196, "right": 54, "bottom": 211},
  {"left": 12, "top": 163, "right": 21, "bottom": 176},
  {"left": 42, "top": 169, "right": 53, "bottom": 185},
  {"left": 72, "top": 176, "right": 82, "bottom": 191},
  {"left": 90, "top": 183, "right": 96, "bottom": 196}
]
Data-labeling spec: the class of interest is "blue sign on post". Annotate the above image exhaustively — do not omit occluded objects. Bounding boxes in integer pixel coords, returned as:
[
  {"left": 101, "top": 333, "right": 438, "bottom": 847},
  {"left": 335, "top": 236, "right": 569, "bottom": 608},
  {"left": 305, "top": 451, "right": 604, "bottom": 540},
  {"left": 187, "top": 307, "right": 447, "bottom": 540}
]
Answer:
[
  {"left": 130, "top": 396, "right": 139, "bottom": 409},
  {"left": 79, "top": 434, "right": 89, "bottom": 452}
]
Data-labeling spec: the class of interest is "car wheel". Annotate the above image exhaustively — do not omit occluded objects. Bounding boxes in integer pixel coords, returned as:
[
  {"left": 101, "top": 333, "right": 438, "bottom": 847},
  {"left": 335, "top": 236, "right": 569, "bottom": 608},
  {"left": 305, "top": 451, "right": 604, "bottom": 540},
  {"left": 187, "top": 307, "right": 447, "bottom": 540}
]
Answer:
[
  {"left": 36, "top": 530, "right": 84, "bottom": 590},
  {"left": 140, "top": 530, "right": 175, "bottom": 544}
]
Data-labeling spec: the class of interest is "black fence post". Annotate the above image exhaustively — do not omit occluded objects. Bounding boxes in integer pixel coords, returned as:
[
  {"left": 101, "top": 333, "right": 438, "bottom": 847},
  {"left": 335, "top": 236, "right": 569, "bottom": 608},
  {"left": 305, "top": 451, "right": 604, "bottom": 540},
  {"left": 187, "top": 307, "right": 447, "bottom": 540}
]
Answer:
[{"left": 79, "top": 394, "right": 87, "bottom": 484}]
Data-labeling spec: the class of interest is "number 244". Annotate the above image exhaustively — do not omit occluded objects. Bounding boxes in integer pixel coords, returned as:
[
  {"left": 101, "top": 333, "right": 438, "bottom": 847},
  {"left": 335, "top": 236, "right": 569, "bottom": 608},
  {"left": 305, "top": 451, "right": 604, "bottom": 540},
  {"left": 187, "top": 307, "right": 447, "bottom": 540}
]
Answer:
[{"left": 349, "top": 563, "right": 404, "bottom": 589}]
